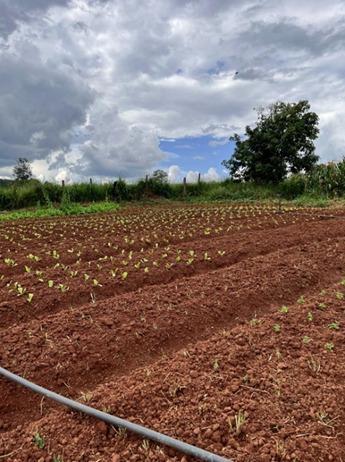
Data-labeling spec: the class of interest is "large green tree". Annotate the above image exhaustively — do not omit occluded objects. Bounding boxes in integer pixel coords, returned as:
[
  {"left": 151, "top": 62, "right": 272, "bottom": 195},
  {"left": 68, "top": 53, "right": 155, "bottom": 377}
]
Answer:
[{"left": 222, "top": 100, "right": 319, "bottom": 183}]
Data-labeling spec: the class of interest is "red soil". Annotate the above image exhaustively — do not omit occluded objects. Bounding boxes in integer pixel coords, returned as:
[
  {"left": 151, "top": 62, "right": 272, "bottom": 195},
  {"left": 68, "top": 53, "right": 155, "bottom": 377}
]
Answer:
[{"left": 0, "top": 203, "right": 345, "bottom": 461}]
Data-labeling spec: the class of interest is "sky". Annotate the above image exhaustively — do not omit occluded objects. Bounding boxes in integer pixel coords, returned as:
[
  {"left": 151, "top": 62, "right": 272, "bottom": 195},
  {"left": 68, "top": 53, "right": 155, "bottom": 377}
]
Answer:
[{"left": 0, "top": 0, "right": 345, "bottom": 183}]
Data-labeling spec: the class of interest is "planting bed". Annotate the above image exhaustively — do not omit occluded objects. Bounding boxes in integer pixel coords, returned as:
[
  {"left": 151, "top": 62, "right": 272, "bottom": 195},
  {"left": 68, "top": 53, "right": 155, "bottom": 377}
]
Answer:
[{"left": 0, "top": 202, "right": 345, "bottom": 461}]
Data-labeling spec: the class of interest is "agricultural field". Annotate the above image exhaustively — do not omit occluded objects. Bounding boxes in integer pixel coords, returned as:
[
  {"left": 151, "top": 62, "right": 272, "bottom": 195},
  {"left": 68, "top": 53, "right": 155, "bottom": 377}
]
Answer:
[{"left": 0, "top": 202, "right": 345, "bottom": 462}]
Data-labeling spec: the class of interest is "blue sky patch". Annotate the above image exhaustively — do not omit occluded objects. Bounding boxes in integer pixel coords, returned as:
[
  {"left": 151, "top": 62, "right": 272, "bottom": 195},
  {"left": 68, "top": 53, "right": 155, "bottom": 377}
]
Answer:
[{"left": 159, "top": 135, "right": 234, "bottom": 176}]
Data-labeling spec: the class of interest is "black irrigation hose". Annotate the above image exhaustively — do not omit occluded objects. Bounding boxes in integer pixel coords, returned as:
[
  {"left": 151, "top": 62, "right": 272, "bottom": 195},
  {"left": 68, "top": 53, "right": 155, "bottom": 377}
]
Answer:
[{"left": 0, "top": 366, "right": 232, "bottom": 462}]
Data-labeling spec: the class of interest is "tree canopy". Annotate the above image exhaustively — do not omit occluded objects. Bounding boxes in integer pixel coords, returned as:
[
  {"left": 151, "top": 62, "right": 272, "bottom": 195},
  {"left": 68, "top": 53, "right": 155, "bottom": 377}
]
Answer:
[
  {"left": 13, "top": 158, "right": 33, "bottom": 181},
  {"left": 152, "top": 169, "right": 168, "bottom": 183},
  {"left": 222, "top": 100, "right": 320, "bottom": 184}
]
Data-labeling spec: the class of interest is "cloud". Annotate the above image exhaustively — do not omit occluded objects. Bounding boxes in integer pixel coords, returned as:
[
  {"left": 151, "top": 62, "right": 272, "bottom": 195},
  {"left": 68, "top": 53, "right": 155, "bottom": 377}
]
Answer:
[
  {"left": 168, "top": 165, "right": 220, "bottom": 183},
  {"left": 1, "top": 0, "right": 345, "bottom": 181},
  {"left": 0, "top": 0, "right": 71, "bottom": 38},
  {"left": 186, "top": 167, "right": 220, "bottom": 183},
  {"left": 0, "top": 47, "right": 94, "bottom": 168},
  {"left": 167, "top": 165, "right": 182, "bottom": 183}
]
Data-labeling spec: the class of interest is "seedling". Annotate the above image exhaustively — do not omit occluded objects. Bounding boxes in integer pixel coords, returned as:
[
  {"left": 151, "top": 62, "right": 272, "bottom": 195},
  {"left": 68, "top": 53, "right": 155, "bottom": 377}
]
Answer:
[
  {"left": 57, "top": 284, "right": 69, "bottom": 293},
  {"left": 335, "top": 291, "right": 344, "bottom": 300},
  {"left": 316, "top": 411, "right": 336, "bottom": 427},
  {"left": 249, "top": 317, "right": 261, "bottom": 327},
  {"left": 141, "top": 439, "right": 150, "bottom": 452},
  {"left": 307, "top": 356, "right": 321, "bottom": 374},
  {"left": 33, "top": 431, "right": 45, "bottom": 449},
  {"left": 297, "top": 295, "right": 305, "bottom": 304},
  {"left": 228, "top": 410, "right": 247, "bottom": 435},
  {"left": 27, "top": 293, "right": 34, "bottom": 303},
  {"left": 307, "top": 311, "right": 313, "bottom": 322},
  {"left": 28, "top": 254, "right": 40, "bottom": 262},
  {"left": 328, "top": 321, "right": 340, "bottom": 330},
  {"left": 80, "top": 391, "right": 93, "bottom": 402},
  {"left": 318, "top": 303, "right": 327, "bottom": 310},
  {"left": 52, "top": 250, "right": 60, "bottom": 260},
  {"left": 212, "top": 359, "right": 220, "bottom": 371},
  {"left": 302, "top": 336, "right": 311, "bottom": 344},
  {"left": 275, "top": 440, "right": 287, "bottom": 458},
  {"left": 324, "top": 342, "right": 334, "bottom": 352},
  {"left": 272, "top": 324, "right": 281, "bottom": 333},
  {"left": 4, "top": 258, "right": 16, "bottom": 267},
  {"left": 279, "top": 305, "right": 289, "bottom": 314},
  {"left": 53, "top": 455, "right": 63, "bottom": 462}
]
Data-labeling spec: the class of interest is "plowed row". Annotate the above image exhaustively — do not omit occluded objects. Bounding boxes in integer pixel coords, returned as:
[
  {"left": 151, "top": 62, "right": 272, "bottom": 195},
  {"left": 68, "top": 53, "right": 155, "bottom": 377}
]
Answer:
[{"left": 0, "top": 203, "right": 344, "bottom": 462}]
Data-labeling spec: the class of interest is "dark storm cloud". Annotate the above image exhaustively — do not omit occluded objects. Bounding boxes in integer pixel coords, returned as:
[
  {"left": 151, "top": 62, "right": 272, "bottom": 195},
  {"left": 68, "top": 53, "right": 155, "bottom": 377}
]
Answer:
[{"left": 0, "top": 50, "right": 94, "bottom": 166}]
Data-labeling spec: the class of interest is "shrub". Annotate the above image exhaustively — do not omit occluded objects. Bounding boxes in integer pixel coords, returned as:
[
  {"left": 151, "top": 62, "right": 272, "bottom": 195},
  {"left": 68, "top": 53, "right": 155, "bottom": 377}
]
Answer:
[{"left": 278, "top": 174, "right": 306, "bottom": 199}]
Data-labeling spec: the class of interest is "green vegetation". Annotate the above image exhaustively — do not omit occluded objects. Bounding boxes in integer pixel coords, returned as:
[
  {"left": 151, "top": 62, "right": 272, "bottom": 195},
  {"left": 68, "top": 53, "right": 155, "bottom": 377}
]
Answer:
[
  {"left": 222, "top": 101, "right": 319, "bottom": 183},
  {"left": 2, "top": 100, "right": 345, "bottom": 213},
  {"left": 33, "top": 431, "right": 45, "bottom": 449},
  {"left": 0, "top": 201, "right": 119, "bottom": 222},
  {"left": 0, "top": 168, "right": 343, "bottom": 214},
  {"left": 13, "top": 158, "right": 33, "bottom": 181}
]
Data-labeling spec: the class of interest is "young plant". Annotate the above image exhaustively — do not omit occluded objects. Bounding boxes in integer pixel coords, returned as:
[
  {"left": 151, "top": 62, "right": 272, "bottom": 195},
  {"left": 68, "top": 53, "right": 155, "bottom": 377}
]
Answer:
[
  {"left": 228, "top": 410, "right": 247, "bottom": 435},
  {"left": 307, "top": 356, "right": 321, "bottom": 374},
  {"left": 33, "top": 431, "right": 45, "bottom": 449},
  {"left": 335, "top": 291, "right": 344, "bottom": 300},
  {"left": 27, "top": 293, "right": 34, "bottom": 303},
  {"left": 328, "top": 321, "right": 340, "bottom": 330},
  {"left": 53, "top": 456, "right": 63, "bottom": 462},
  {"left": 249, "top": 317, "right": 261, "bottom": 327},
  {"left": 324, "top": 342, "right": 334, "bottom": 352},
  {"left": 272, "top": 324, "right": 281, "bottom": 333}
]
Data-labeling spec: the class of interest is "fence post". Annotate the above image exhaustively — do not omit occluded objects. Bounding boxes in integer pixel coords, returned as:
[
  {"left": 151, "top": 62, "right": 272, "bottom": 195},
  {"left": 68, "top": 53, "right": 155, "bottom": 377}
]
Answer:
[
  {"left": 183, "top": 177, "right": 187, "bottom": 197},
  {"left": 89, "top": 178, "right": 94, "bottom": 202},
  {"left": 145, "top": 174, "right": 149, "bottom": 196},
  {"left": 198, "top": 173, "right": 201, "bottom": 184},
  {"left": 61, "top": 179, "right": 65, "bottom": 188}
]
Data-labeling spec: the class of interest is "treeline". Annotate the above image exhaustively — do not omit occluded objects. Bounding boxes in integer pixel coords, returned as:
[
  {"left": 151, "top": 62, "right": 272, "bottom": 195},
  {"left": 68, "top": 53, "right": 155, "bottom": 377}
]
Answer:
[{"left": 0, "top": 160, "right": 345, "bottom": 211}]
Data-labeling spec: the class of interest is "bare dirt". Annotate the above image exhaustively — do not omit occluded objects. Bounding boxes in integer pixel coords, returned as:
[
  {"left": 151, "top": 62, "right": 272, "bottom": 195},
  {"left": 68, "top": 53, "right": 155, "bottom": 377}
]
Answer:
[{"left": 0, "top": 203, "right": 344, "bottom": 462}]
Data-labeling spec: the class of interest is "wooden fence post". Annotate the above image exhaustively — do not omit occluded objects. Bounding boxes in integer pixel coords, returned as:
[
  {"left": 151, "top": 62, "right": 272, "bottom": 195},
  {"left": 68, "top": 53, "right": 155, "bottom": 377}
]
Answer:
[
  {"left": 183, "top": 177, "right": 187, "bottom": 197},
  {"left": 61, "top": 179, "right": 65, "bottom": 188},
  {"left": 197, "top": 173, "right": 201, "bottom": 184},
  {"left": 145, "top": 174, "right": 149, "bottom": 196}
]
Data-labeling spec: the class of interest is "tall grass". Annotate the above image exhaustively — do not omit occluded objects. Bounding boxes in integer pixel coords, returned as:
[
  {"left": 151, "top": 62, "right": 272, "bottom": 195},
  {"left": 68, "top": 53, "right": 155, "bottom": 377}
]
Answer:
[
  {"left": 0, "top": 202, "right": 119, "bottom": 222},
  {"left": 1, "top": 160, "right": 345, "bottom": 212}
]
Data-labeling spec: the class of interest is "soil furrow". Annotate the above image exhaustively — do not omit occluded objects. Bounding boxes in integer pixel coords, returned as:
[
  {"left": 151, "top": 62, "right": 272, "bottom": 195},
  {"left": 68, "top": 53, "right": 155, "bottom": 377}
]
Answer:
[{"left": 1, "top": 236, "right": 344, "bottom": 430}]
